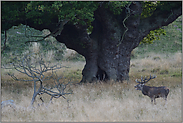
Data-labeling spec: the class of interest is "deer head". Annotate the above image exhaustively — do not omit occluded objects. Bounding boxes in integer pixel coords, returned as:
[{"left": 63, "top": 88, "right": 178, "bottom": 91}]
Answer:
[{"left": 134, "top": 74, "right": 156, "bottom": 90}]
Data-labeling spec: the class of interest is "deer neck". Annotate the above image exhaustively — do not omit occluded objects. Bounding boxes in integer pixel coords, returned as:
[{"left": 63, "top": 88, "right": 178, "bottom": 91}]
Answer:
[{"left": 142, "top": 85, "right": 150, "bottom": 95}]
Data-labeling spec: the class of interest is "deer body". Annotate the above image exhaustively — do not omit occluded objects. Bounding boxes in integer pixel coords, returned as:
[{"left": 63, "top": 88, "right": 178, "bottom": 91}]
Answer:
[
  {"left": 141, "top": 85, "right": 169, "bottom": 104},
  {"left": 134, "top": 75, "right": 169, "bottom": 104}
]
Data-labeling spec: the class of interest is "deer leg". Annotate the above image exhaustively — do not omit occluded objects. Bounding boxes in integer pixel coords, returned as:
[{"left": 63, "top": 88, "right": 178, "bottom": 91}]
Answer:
[
  {"left": 164, "top": 96, "right": 167, "bottom": 101},
  {"left": 164, "top": 98, "right": 167, "bottom": 102},
  {"left": 154, "top": 99, "right": 156, "bottom": 105},
  {"left": 164, "top": 97, "right": 168, "bottom": 105},
  {"left": 151, "top": 98, "right": 154, "bottom": 104}
]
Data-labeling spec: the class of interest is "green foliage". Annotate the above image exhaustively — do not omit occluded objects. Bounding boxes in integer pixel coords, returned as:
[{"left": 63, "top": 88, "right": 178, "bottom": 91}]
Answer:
[
  {"left": 141, "top": 1, "right": 182, "bottom": 19},
  {"left": 1, "top": 25, "right": 37, "bottom": 56},
  {"left": 141, "top": 1, "right": 160, "bottom": 19},
  {"left": 2, "top": 1, "right": 100, "bottom": 33},
  {"left": 25, "top": 1, "right": 99, "bottom": 26},
  {"left": 105, "top": 1, "right": 132, "bottom": 15},
  {"left": 141, "top": 28, "right": 166, "bottom": 44},
  {"left": 1, "top": 2, "right": 29, "bottom": 31}
]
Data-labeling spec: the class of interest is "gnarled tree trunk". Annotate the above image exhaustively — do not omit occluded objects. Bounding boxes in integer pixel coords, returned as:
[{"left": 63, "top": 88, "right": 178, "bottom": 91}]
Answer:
[{"left": 56, "top": 2, "right": 144, "bottom": 82}]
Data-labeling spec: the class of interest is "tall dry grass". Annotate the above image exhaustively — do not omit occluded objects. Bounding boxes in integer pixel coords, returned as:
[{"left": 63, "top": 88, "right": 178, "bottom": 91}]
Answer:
[
  {"left": 1, "top": 81, "right": 181, "bottom": 122},
  {"left": 1, "top": 52, "right": 182, "bottom": 122}
]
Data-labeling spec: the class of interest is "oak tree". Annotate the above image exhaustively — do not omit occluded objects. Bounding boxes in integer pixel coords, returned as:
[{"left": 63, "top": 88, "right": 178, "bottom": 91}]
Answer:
[{"left": 1, "top": 1, "right": 182, "bottom": 82}]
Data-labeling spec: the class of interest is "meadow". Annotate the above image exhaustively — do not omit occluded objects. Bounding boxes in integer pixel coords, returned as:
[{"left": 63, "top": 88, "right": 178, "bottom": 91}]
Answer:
[
  {"left": 1, "top": 16, "right": 182, "bottom": 122},
  {"left": 1, "top": 52, "right": 182, "bottom": 122}
]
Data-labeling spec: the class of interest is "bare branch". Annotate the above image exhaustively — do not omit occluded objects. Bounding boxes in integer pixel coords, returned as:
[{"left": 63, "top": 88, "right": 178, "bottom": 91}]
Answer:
[
  {"left": 7, "top": 73, "right": 37, "bottom": 82},
  {"left": 3, "top": 53, "right": 72, "bottom": 107}
]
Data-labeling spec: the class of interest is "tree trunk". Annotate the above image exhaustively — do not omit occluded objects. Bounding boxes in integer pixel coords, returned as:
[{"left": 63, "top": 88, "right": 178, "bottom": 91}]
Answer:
[
  {"left": 81, "top": 2, "right": 143, "bottom": 82},
  {"left": 56, "top": 3, "right": 142, "bottom": 83}
]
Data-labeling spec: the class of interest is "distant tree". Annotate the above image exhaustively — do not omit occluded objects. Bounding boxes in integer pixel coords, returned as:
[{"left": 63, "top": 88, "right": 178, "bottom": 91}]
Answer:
[{"left": 1, "top": 1, "right": 182, "bottom": 83}]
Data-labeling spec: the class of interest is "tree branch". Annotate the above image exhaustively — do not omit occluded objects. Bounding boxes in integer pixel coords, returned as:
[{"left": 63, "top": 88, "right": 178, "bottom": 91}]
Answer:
[
  {"left": 25, "top": 19, "right": 70, "bottom": 44},
  {"left": 139, "top": 4, "right": 182, "bottom": 37}
]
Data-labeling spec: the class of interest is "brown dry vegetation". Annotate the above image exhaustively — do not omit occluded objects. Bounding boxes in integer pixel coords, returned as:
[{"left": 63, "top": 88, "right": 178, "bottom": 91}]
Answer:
[{"left": 1, "top": 52, "right": 182, "bottom": 122}]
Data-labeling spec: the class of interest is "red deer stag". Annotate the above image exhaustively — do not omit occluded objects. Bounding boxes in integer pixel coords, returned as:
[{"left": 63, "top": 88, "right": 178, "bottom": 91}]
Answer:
[{"left": 134, "top": 75, "right": 169, "bottom": 104}]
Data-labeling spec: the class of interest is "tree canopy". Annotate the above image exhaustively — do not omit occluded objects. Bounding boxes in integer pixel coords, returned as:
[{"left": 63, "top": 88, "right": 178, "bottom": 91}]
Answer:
[{"left": 2, "top": 1, "right": 181, "bottom": 44}]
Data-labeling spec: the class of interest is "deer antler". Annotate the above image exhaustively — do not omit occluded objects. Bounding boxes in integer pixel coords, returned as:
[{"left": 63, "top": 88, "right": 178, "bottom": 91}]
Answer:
[
  {"left": 135, "top": 79, "right": 141, "bottom": 83},
  {"left": 135, "top": 75, "right": 144, "bottom": 84},
  {"left": 143, "top": 74, "right": 156, "bottom": 83},
  {"left": 135, "top": 74, "right": 156, "bottom": 84}
]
